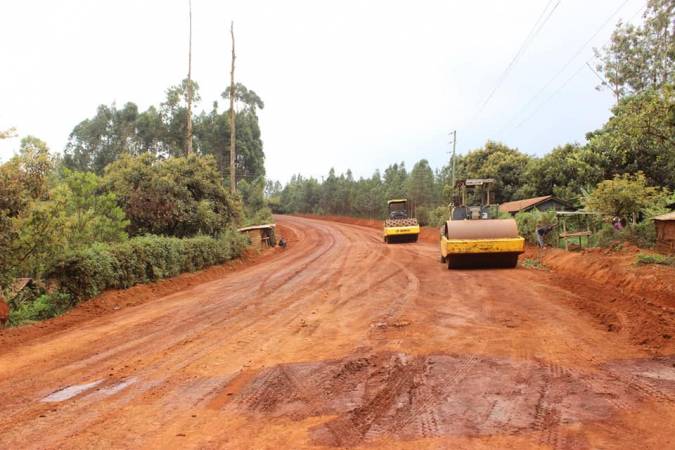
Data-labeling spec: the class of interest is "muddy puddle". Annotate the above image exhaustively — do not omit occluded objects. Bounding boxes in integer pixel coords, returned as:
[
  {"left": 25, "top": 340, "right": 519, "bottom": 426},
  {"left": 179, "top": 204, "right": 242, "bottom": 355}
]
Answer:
[{"left": 228, "top": 352, "right": 675, "bottom": 447}]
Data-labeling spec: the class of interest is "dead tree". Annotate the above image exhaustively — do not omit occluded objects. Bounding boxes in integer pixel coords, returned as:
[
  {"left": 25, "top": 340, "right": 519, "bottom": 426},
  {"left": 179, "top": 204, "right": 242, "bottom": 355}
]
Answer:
[
  {"left": 186, "top": 0, "right": 194, "bottom": 155},
  {"left": 229, "top": 21, "right": 236, "bottom": 193}
]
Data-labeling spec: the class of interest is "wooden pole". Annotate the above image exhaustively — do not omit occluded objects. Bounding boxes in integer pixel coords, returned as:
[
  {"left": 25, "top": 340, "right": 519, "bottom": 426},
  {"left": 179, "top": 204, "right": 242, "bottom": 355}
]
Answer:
[
  {"left": 185, "top": 0, "right": 193, "bottom": 155},
  {"left": 229, "top": 21, "right": 236, "bottom": 193}
]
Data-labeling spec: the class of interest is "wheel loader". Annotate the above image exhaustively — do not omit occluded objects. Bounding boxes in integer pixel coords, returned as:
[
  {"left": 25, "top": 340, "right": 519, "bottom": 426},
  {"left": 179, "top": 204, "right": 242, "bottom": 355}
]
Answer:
[
  {"left": 440, "top": 179, "right": 524, "bottom": 269},
  {"left": 383, "top": 199, "right": 420, "bottom": 243}
]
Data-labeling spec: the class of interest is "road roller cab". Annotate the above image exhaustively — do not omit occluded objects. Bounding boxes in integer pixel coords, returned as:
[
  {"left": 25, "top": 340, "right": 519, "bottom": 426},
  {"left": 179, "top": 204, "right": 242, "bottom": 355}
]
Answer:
[{"left": 440, "top": 179, "right": 525, "bottom": 269}]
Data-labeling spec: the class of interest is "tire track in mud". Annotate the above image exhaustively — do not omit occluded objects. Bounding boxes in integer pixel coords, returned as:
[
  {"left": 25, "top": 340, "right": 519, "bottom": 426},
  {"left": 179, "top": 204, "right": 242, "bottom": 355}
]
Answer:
[
  {"left": 229, "top": 349, "right": 672, "bottom": 448},
  {"left": 255, "top": 220, "right": 338, "bottom": 295}
]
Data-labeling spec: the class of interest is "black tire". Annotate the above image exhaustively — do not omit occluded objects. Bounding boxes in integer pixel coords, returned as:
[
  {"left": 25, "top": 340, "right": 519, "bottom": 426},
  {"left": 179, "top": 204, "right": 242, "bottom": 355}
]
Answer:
[
  {"left": 440, "top": 255, "right": 447, "bottom": 263},
  {"left": 384, "top": 236, "right": 389, "bottom": 244}
]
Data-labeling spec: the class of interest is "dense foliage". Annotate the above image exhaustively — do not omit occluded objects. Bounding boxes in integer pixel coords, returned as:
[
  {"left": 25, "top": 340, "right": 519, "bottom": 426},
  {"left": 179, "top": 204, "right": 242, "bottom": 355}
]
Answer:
[
  {"left": 48, "top": 231, "right": 247, "bottom": 302},
  {"left": 104, "top": 154, "right": 240, "bottom": 237},
  {"left": 62, "top": 79, "right": 266, "bottom": 184},
  {"left": 1, "top": 79, "right": 271, "bottom": 326}
]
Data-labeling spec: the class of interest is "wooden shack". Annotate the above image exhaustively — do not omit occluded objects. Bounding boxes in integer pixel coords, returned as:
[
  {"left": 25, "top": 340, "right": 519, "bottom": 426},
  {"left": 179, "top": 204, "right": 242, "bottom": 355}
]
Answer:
[
  {"left": 654, "top": 212, "right": 675, "bottom": 254},
  {"left": 238, "top": 224, "right": 276, "bottom": 250}
]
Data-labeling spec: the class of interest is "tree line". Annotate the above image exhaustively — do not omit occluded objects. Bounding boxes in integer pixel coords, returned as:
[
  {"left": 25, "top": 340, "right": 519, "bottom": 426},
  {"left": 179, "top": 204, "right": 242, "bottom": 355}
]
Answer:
[
  {"left": 1, "top": 79, "right": 269, "bottom": 306},
  {"left": 270, "top": 0, "right": 674, "bottom": 226}
]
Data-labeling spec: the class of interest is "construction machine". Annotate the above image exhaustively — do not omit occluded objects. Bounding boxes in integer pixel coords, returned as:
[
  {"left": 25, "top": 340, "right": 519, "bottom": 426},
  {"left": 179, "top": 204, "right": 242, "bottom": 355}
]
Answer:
[
  {"left": 383, "top": 199, "right": 420, "bottom": 243},
  {"left": 440, "top": 179, "right": 524, "bottom": 268}
]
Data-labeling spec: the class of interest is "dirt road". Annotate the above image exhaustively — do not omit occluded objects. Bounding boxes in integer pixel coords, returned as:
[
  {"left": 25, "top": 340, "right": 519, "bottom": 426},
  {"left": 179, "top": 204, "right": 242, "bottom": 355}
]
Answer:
[{"left": 1, "top": 216, "right": 673, "bottom": 449}]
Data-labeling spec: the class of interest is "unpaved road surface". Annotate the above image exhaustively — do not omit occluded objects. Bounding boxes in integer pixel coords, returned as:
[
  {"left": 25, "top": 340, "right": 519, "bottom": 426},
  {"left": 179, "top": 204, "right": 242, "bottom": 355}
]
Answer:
[{"left": 1, "top": 216, "right": 673, "bottom": 449}]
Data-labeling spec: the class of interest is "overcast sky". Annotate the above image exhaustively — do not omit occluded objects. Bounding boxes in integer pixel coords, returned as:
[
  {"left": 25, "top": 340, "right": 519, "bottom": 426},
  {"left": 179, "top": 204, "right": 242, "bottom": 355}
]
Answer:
[{"left": 0, "top": 0, "right": 646, "bottom": 182}]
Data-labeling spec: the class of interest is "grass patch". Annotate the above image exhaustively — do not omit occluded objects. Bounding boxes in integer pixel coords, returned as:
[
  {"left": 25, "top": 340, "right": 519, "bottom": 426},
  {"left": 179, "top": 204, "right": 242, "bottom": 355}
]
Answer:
[
  {"left": 522, "top": 258, "right": 546, "bottom": 270},
  {"left": 635, "top": 253, "right": 674, "bottom": 266}
]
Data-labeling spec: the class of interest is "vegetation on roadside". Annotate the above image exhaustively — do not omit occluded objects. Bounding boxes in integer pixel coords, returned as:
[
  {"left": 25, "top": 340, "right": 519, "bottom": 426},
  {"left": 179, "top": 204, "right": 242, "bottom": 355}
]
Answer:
[
  {"left": 8, "top": 293, "right": 72, "bottom": 327},
  {"left": 521, "top": 258, "right": 547, "bottom": 270},
  {"left": 49, "top": 231, "right": 248, "bottom": 302},
  {"left": 1, "top": 79, "right": 269, "bottom": 326},
  {"left": 635, "top": 253, "right": 675, "bottom": 267}
]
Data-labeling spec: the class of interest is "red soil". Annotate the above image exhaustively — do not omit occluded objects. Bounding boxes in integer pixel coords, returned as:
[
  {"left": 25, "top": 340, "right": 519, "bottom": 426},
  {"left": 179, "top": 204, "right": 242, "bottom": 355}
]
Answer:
[{"left": 1, "top": 216, "right": 673, "bottom": 449}]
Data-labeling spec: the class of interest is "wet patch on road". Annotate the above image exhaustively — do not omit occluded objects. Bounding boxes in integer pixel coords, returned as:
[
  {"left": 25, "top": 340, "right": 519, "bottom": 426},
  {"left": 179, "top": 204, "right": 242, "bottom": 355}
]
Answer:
[
  {"left": 226, "top": 352, "right": 675, "bottom": 447},
  {"left": 41, "top": 380, "right": 103, "bottom": 402}
]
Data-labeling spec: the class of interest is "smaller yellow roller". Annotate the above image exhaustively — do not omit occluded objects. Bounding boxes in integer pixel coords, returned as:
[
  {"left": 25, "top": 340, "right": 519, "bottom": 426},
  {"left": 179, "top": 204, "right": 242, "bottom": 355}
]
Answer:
[
  {"left": 383, "top": 199, "right": 420, "bottom": 244},
  {"left": 439, "top": 179, "right": 524, "bottom": 269}
]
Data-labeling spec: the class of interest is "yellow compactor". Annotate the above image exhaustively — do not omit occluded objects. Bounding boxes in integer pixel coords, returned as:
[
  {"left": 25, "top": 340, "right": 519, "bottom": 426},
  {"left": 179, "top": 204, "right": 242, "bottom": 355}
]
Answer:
[
  {"left": 440, "top": 179, "right": 524, "bottom": 269},
  {"left": 383, "top": 199, "right": 420, "bottom": 243}
]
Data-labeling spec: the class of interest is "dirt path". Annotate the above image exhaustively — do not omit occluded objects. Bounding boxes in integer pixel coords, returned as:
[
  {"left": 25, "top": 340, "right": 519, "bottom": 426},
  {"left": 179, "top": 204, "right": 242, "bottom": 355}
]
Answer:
[{"left": 1, "top": 216, "right": 673, "bottom": 449}]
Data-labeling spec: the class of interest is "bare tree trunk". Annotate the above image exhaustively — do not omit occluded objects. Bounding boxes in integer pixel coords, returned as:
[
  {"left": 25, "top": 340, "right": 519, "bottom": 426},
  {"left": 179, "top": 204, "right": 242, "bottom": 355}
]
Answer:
[
  {"left": 229, "top": 21, "right": 236, "bottom": 193},
  {"left": 185, "top": 0, "right": 193, "bottom": 155}
]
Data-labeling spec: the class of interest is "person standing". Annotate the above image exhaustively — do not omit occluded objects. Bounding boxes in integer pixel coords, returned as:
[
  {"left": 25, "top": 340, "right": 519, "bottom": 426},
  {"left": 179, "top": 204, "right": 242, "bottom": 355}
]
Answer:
[{"left": 535, "top": 223, "right": 555, "bottom": 248}]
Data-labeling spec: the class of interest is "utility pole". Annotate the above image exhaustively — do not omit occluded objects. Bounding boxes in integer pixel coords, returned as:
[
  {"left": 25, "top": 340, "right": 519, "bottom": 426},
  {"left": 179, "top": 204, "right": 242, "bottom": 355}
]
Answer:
[
  {"left": 448, "top": 130, "right": 457, "bottom": 187},
  {"left": 228, "top": 21, "right": 236, "bottom": 193},
  {"left": 185, "top": 0, "right": 193, "bottom": 155}
]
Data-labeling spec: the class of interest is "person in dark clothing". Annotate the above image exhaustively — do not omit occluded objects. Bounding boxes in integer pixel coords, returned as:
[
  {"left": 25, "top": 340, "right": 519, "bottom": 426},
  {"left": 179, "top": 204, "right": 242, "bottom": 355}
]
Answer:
[
  {"left": 278, "top": 237, "right": 287, "bottom": 249},
  {"left": 535, "top": 224, "right": 555, "bottom": 248}
]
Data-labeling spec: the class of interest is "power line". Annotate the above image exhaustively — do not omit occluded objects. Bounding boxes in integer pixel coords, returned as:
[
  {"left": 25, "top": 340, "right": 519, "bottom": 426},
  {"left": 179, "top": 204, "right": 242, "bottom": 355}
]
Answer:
[
  {"left": 514, "top": 63, "right": 586, "bottom": 129},
  {"left": 467, "top": 0, "right": 561, "bottom": 125},
  {"left": 499, "top": 0, "right": 632, "bottom": 134}
]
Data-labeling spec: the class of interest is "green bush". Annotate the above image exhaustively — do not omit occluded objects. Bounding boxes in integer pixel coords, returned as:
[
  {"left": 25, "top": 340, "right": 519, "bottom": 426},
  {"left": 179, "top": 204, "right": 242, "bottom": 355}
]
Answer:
[
  {"left": 627, "top": 221, "right": 657, "bottom": 248},
  {"left": 592, "top": 221, "right": 657, "bottom": 248},
  {"left": 8, "top": 293, "right": 72, "bottom": 326},
  {"left": 48, "top": 229, "right": 248, "bottom": 301},
  {"left": 415, "top": 206, "right": 430, "bottom": 226},
  {"left": 514, "top": 210, "right": 558, "bottom": 244},
  {"left": 635, "top": 253, "right": 674, "bottom": 266},
  {"left": 522, "top": 258, "right": 546, "bottom": 270},
  {"left": 428, "top": 206, "right": 451, "bottom": 228}
]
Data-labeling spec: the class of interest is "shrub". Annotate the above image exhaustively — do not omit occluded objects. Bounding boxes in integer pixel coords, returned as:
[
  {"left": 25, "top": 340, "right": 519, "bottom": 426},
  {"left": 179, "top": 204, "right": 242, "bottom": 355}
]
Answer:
[
  {"left": 635, "top": 253, "right": 674, "bottom": 266},
  {"left": 8, "top": 293, "right": 72, "bottom": 326},
  {"left": 522, "top": 258, "right": 546, "bottom": 270},
  {"left": 514, "top": 210, "right": 558, "bottom": 244},
  {"left": 428, "top": 206, "right": 451, "bottom": 228},
  {"left": 104, "top": 154, "right": 241, "bottom": 237},
  {"left": 48, "top": 229, "right": 247, "bottom": 301},
  {"left": 592, "top": 221, "right": 657, "bottom": 248},
  {"left": 415, "top": 206, "right": 430, "bottom": 226}
]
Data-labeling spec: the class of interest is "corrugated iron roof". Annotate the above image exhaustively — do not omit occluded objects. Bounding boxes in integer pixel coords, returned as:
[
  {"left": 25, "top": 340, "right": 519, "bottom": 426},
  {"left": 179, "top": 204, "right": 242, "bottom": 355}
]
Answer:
[
  {"left": 238, "top": 223, "right": 276, "bottom": 232},
  {"left": 653, "top": 212, "right": 675, "bottom": 221},
  {"left": 499, "top": 195, "right": 553, "bottom": 213}
]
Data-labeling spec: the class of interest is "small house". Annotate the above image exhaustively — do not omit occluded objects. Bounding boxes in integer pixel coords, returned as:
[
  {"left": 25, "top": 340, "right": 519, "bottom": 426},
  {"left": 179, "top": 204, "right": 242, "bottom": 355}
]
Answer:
[
  {"left": 499, "top": 195, "right": 573, "bottom": 216},
  {"left": 238, "top": 224, "right": 277, "bottom": 250},
  {"left": 654, "top": 212, "right": 675, "bottom": 254}
]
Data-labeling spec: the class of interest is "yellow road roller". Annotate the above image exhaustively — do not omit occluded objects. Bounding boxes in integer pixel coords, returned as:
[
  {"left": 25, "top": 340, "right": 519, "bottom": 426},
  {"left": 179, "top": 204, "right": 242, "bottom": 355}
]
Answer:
[
  {"left": 384, "top": 199, "right": 420, "bottom": 243},
  {"left": 440, "top": 179, "right": 524, "bottom": 268}
]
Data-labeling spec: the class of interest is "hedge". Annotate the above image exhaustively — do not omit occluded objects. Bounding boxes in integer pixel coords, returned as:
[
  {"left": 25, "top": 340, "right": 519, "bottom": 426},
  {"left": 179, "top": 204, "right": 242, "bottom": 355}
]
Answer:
[{"left": 48, "top": 229, "right": 248, "bottom": 301}]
